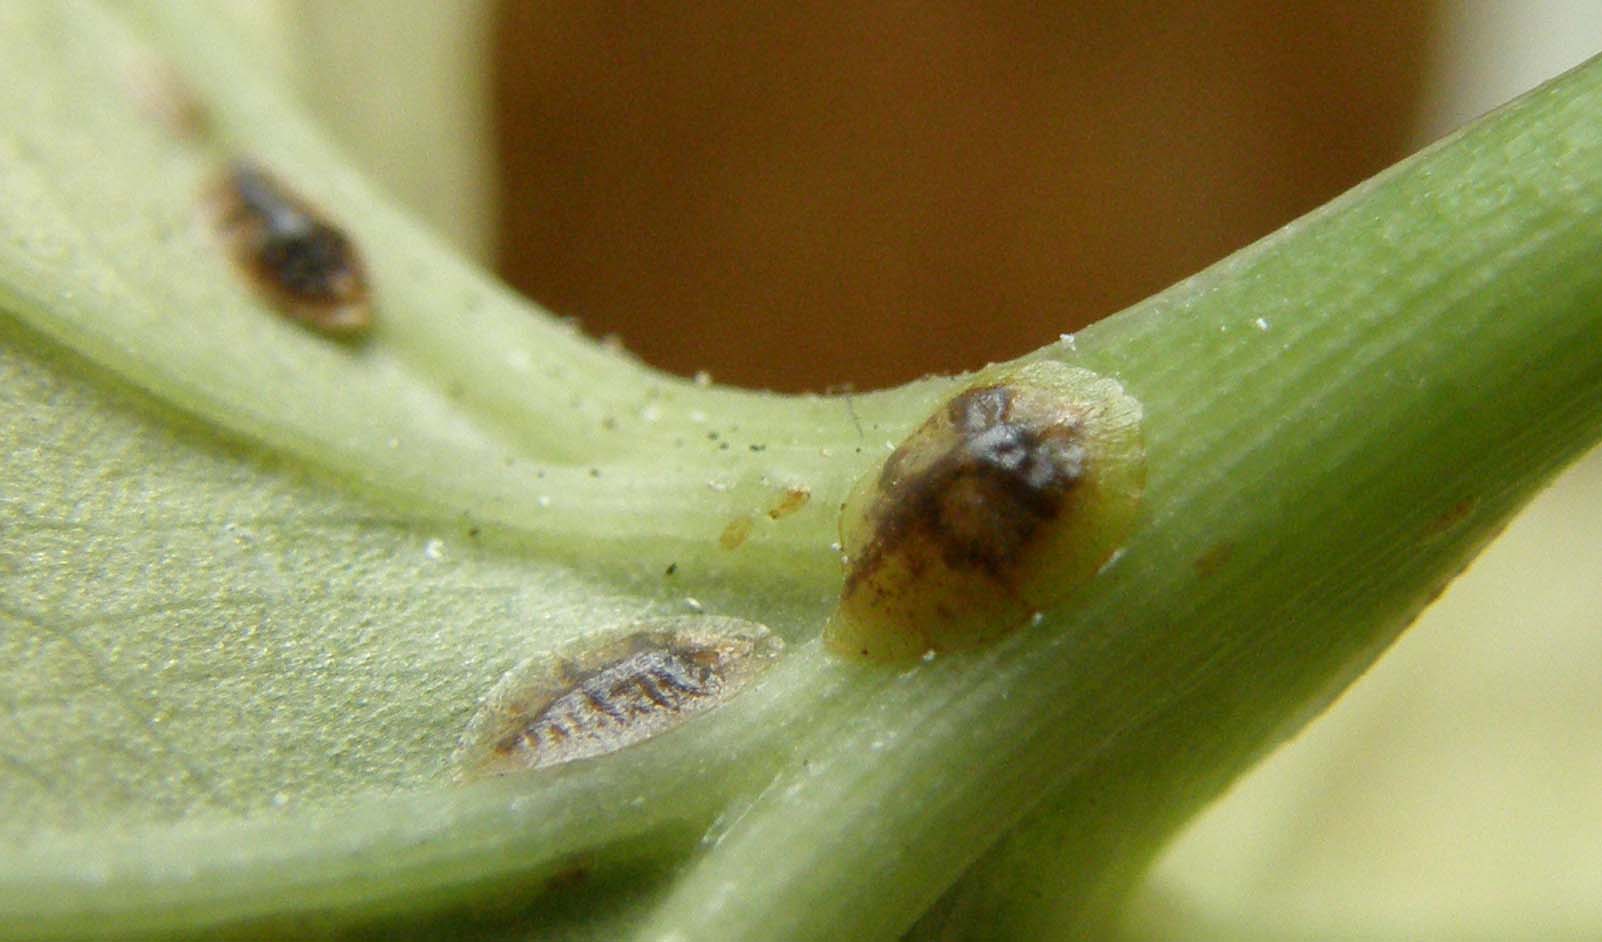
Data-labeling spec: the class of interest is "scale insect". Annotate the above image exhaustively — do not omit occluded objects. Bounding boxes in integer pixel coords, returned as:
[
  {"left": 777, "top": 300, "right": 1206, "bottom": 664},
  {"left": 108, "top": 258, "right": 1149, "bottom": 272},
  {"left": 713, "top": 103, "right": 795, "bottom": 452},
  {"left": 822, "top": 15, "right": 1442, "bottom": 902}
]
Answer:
[
  {"left": 453, "top": 617, "right": 783, "bottom": 779},
  {"left": 205, "top": 159, "right": 372, "bottom": 337},
  {"left": 823, "top": 361, "right": 1146, "bottom": 662},
  {"left": 121, "top": 50, "right": 208, "bottom": 139}
]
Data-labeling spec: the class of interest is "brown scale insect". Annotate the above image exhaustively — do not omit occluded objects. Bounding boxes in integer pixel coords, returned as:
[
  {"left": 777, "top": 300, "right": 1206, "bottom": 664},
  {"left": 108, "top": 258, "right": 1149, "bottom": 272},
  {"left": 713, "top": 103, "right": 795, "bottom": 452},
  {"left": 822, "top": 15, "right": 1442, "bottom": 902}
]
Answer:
[
  {"left": 206, "top": 159, "right": 372, "bottom": 337},
  {"left": 851, "top": 385, "right": 1081, "bottom": 587},
  {"left": 719, "top": 515, "right": 754, "bottom": 550},
  {"left": 453, "top": 617, "right": 782, "bottom": 779},
  {"left": 767, "top": 486, "right": 812, "bottom": 520},
  {"left": 824, "top": 361, "right": 1145, "bottom": 662},
  {"left": 121, "top": 51, "right": 209, "bottom": 139}
]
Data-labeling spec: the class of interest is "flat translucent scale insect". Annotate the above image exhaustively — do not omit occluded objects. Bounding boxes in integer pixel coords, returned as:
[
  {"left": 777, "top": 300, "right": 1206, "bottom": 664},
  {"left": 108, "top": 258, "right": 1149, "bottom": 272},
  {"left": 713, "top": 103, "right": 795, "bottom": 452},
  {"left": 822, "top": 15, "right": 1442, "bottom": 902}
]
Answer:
[
  {"left": 824, "top": 361, "right": 1146, "bottom": 662},
  {"left": 121, "top": 50, "right": 209, "bottom": 139},
  {"left": 453, "top": 617, "right": 782, "bottom": 779},
  {"left": 206, "top": 160, "right": 372, "bottom": 337}
]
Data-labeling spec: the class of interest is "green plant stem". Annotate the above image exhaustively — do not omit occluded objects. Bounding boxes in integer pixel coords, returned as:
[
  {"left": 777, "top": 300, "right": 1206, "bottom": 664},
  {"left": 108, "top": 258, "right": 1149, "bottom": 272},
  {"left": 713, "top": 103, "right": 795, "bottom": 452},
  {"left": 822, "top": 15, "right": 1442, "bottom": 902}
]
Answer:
[
  {"left": 907, "top": 56, "right": 1602, "bottom": 940},
  {"left": 636, "top": 54, "right": 1602, "bottom": 941},
  {"left": 3, "top": 3, "right": 1602, "bottom": 939},
  {"left": 0, "top": 1, "right": 919, "bottom": 564}
]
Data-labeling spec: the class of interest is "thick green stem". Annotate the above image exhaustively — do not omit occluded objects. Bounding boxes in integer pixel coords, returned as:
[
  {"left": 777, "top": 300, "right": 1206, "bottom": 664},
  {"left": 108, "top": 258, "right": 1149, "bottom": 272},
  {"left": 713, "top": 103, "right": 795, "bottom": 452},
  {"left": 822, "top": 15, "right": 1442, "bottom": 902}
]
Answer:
[
  {"left": 637, "top": 55, "right": 1602, "bottom": 941},
  {"left": 3, "top": 3, "right": 1602, "bottom": 940}
]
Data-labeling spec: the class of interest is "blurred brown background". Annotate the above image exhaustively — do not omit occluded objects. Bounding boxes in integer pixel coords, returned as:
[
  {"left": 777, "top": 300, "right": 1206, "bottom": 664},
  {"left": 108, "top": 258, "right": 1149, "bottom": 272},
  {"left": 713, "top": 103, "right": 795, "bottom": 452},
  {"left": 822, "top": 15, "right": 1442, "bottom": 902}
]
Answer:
[{"left": 492, "top": 3, "right": 1437, "bottom": 391}]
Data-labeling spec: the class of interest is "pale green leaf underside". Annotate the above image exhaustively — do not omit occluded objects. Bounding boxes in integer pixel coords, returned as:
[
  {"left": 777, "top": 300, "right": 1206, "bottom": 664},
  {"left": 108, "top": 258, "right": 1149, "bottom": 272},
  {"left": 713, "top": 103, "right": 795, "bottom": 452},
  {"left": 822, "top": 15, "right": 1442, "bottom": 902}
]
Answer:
[
  {"left": 0, "top": 1, "right": 916, "bottom": 563},
  {"left": 5, "top": 2, "right": 1602, "bottom": 941},
  {"left": 0, "top": 312, "right": 597, "bottom": 827},
  {"left": 0, "top": 0, "right": 855, "bottom": 830},
  {"left": 0, "top": 3, "right": 933, "bottom": 938}
]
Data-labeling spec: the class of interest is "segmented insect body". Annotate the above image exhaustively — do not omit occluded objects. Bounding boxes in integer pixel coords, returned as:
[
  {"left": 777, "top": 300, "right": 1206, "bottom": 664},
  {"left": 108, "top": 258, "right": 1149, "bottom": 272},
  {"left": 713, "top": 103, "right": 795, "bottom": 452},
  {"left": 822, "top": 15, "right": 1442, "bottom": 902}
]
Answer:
[
  {"left": 453, "top": 617, "right": 782, "bottom": 779},
  {"left": 824, "top": 361, "right": 1145, "bottom": 662},
  {"left": 208, "top": 160, "right": 371, "bottom": 336}
]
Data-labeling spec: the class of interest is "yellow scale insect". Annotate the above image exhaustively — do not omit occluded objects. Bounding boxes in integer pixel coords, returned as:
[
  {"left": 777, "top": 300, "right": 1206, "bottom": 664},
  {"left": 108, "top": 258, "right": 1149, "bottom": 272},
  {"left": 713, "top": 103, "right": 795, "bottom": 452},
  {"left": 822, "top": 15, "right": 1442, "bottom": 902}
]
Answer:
[
  {"left": 824, "top": 361, "right": 1146, "bottom": 662},
  {"left": 453, "top": 617, "right": 783, "bottom": 779}
]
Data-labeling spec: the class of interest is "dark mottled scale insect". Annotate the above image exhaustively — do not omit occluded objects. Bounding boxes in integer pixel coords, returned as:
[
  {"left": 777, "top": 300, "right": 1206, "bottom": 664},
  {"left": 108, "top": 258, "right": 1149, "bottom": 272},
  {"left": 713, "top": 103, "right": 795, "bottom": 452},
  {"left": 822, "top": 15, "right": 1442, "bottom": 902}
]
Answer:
[
  {"left": 453, "top": 617, "right": 782, "bottom": 779},
  {"left": 824, "top": 361, "right": 1145, "bottom": 662},
  {"left": 207, "top": 159, "right": 371, "bottom": 336}
]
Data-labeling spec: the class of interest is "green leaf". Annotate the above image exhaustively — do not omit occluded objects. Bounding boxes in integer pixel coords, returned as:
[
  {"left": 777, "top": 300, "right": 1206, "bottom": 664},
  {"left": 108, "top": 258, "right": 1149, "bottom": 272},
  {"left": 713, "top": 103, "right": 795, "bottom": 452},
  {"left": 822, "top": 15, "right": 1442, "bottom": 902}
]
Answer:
[{"left": 4, "top": 3, "right": 1602, "bottom": 940}]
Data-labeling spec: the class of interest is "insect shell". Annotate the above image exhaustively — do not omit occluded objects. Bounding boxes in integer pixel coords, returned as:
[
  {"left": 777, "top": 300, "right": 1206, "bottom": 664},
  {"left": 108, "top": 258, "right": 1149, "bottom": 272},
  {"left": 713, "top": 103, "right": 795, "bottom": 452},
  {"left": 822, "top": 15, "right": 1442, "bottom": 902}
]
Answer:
[
  {"left": 823, "top": 361, "right": 1145, "bottom": 662},
  {"left": 453, "top": 617, "right": 783, "bottom": 780},
  {"left": 206, "top": 159, "right": 372, "bottom": 337}
]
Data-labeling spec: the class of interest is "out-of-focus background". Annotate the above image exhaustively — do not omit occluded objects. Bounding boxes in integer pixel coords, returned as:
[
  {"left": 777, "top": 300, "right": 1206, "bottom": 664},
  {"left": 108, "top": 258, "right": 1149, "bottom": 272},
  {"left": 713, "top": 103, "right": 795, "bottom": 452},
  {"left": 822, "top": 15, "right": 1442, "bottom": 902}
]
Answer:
[
  {"left": 280, "top": 3, "right": 1602, "bottom": 937},
  {"left": 490, "top": 3, "right": 1435, "bottom": 392}
]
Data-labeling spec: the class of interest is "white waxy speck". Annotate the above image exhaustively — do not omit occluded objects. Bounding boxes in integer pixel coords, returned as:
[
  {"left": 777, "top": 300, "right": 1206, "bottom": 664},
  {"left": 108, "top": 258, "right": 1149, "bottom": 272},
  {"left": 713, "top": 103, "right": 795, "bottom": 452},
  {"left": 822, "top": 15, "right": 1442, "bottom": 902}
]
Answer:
[
  {"left": 693, "top": 370, "right": 713, "bottom": 387},
  {"left": 684, "top": 597, "right": 705, "bottom": 613},
  {"left": 1058, "top": 333, "right": 1077, "bottom": 349},
  {"left": 424, "top": 538, "right": 445, "bottom": 561},
  {"left": 1096, "top": 547, "right": 1127, "bottom": 575},
  {"left": 387, "top": 437, "right": 399, "bottom": 449},
  {"left": 1254, "top": 317, "right": 1270, "bottom": 331},
  {"left": 921, "top": 649, "right": 937, "bottom": 662},
  {"left": 707, "top": 479, "right": 731, "bottom": 493},
  {"left": 689, "top": 410, "right": 708, "bottom": 424},
  {"left": 641, "top": 403, "right": 663, "bottom": 423},
  {"left": 820, "top": 447, "right": 833, "bottom": 457},
  {"left": 537, "top": 495, "right": 552, "bottom": 508},
  {"left": 507, "top": 349, "right": 532, "bottom": 371},
  {"left": 1029, "top": 611, "right": 1045, "bottom": 627}
]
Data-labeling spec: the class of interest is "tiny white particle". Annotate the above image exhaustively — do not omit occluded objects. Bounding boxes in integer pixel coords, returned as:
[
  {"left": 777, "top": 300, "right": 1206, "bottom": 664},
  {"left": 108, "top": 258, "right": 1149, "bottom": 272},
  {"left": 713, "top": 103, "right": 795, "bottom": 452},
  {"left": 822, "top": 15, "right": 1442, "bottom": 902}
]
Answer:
[
  {"left": 1030, "top": 611, "right": 1045, "bottom": 626},
  {"left": 830, "top": 541, "right": 842, "bottom": 553},
  {"left": 271, "top": 792, "right": 288, "bottom": 807},
  {"left": 819, "top": 447, "right": 833, "bottom": 458},
  {"left": 424, "top": 538, "right": 445, "bottom": 561},
  {"left": 1254, "top": 317, "right": 1270, "bottom": 331},
  {"left": 884, "top": 440, "right": 896, "bottom": 451},
  {"left": 641, "top": 404, "right": 662, "bottom": 423},
  {"left": 1058, "top": 333, "right": 1077, "bottom": 349},
  {"left": 387, "top": 437, "right": 399, "bottom": 449},
  {"left": 707, "top": 480, "right": 731, "bottom": 493},
  {"left": 921, "top": 649, "right": 937, "bottom": 662},
  {"left": 507, "top": 350, "right": 532, "bottom": 371},
  {"left": 693, "top": 369, "right": 713, "bottom": 387},
  {"left": 689, "top": 410, "right": 708, "bottom": 424},
  {"left": 1096, "top": 547, "right": 1127, "bottom": 576},
  {"left": 684, "top": 596, "right": 704, "bottom": 613},
  {"left": 537, "top": 495, "right": 552, "bottom": 508}
]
